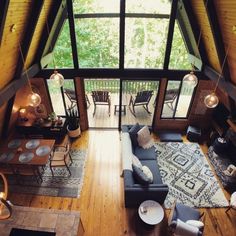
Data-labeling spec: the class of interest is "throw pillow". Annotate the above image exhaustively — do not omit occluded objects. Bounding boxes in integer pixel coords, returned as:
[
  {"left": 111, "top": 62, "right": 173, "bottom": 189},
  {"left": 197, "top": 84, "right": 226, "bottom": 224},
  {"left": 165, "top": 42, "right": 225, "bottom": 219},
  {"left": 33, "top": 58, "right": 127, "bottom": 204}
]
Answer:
[
  {"left": 142, "top": 165, "right": 153, "bottom": 183},
  {"left": 175, "top": 219, "right": 199, "bottom": 236},
  {"left": 132, "top": 154, "right": 143, "bottom": 170},
  {"left": 132, "top": 164, "right": 152, "bottom": 185},
  {"left": 137, "top": 125, "right": 154, "bottom": 149},
  {"left": 186, "top": 220, "right": 204, "bottom": 230},
  {"left": 128, "top": 123, "right": 141, "bottom": 148}
]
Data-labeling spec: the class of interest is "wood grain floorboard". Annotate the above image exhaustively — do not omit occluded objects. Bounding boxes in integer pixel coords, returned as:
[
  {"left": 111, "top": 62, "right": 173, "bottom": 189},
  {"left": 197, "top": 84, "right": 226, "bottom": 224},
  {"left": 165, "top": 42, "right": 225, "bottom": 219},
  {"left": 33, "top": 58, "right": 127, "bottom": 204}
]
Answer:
[{"left": 8, "top": 130, "right": 236, "bottom": 236}]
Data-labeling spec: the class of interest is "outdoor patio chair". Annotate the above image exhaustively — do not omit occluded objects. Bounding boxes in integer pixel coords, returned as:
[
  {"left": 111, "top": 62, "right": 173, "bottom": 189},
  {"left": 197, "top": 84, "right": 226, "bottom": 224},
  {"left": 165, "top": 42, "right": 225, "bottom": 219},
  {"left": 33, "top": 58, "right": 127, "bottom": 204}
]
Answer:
[
  {"left": 128, "top": 90, "right": 153, "bottom": 116},
  {"left": 64, "top": 88, "right": 90, "bottom": 109},
  {"left": 49, "top": 142, "right": 73, "bottom": 177},
  {"left": 91, "top": 90, "right": 111, "bottom": 117},
  {"left": 64, "top": 88, "right": 77, "bottom": 109},
  {"left": 164, "top": 88, "right": 179, "bottom": 111}
]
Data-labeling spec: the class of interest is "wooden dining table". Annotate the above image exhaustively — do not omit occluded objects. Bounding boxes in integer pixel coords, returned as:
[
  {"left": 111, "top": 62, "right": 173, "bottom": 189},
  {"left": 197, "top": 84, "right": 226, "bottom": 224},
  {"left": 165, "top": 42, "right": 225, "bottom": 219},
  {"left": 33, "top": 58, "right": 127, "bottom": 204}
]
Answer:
[{"left": 0, "top": 138, "right": 55, "bottom": 166}]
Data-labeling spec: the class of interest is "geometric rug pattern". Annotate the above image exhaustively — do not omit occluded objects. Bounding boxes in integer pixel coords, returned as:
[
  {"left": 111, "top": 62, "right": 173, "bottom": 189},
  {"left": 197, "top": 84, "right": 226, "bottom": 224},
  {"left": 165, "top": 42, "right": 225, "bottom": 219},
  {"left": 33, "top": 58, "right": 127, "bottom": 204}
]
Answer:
[
  {"left": 155, "top": 142, "right": 229, "bottom": 209},
  {"left": 8, "top": 149, "right": 87, "bottom": 198}
]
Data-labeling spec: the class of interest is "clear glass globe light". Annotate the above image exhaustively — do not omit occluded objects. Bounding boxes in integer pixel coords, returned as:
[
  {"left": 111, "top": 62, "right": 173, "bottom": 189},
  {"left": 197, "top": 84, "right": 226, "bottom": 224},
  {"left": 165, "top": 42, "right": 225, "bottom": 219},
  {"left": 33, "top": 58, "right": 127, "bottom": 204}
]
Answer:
[
  {"left": 49, "top": 70, "right": 64, "bottom": 87},
  {"left": 27, "top": 92, "right": 41, "bottom": 107},
  {"left": 204, "top": 92, "right": 219, "bottom": 108},
  {"left": 183, "top": 71, "right": 198, "bottom": 87}
]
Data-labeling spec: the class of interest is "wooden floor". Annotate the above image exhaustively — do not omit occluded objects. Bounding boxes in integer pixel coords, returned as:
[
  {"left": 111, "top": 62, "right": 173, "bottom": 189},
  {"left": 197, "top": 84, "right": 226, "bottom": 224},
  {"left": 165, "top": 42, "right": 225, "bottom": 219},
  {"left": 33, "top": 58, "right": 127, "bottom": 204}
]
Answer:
[{"left": 9, "top": 130, "right": 236, "bottom": 236}]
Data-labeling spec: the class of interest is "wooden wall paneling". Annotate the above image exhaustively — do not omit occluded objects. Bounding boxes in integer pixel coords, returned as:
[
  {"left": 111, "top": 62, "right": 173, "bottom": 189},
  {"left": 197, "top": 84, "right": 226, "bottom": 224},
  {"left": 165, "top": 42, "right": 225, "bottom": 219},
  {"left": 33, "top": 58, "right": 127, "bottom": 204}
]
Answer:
[
  {"left": 0, "top": 0, "right": 10, "bottom": 45},
  {"left": 191, "top": 0, "right": 221, "bottom": 72},
  {"left": 0, "top": 0, "right": 31, "bottom": 89},
  {"left": 0, "top": 103, "right": 7, "bottom": 136},
  {"left": 2, "top": 0, "right": 44, "bottom": 138},
  {"left": 188, "top": 80, "right": 215, "bottom": 131},
  {"left": 25, "top": 0, "right": 54, "bottom": 68},
  {"left": 214, "top": 0, "right": 236, "bottom": 85},
  {"left": 75, "top": 77, "right": 89, "bottom": 131}
]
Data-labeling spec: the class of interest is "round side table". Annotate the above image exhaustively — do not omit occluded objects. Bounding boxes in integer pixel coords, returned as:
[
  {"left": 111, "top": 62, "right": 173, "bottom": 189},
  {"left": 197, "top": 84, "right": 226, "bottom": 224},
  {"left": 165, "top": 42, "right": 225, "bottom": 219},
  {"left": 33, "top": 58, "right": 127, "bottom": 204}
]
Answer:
[{"left": 138, "top": 200, "right": 164, "bottom": 225}]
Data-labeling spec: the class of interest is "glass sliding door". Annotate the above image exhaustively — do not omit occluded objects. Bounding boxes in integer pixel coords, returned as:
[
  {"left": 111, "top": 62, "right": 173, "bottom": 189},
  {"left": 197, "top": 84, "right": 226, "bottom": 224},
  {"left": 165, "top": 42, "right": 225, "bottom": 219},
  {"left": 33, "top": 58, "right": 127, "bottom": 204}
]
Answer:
[
  {"left": 121, "top": 80, "right": 159, "bottom": 126},
  {"left": 84, "top": 78, "right": 120, "bottom": 128},
  {"left": 161, "top": 80, "right": 195, "bottom": 118},
  {"left": 47, "top": 79, "right": 78, "bottom": 117}
]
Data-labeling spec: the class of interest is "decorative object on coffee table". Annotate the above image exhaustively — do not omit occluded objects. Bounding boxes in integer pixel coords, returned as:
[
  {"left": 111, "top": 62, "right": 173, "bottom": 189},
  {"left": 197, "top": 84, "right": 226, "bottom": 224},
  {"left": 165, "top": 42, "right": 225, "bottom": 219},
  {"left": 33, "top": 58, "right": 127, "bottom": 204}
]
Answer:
[
  {"left": 225, "top": 191, "right": 236, "bottom": 213},
  {"left": 138, "top": 200, "right": 164, "bottom": 225}
]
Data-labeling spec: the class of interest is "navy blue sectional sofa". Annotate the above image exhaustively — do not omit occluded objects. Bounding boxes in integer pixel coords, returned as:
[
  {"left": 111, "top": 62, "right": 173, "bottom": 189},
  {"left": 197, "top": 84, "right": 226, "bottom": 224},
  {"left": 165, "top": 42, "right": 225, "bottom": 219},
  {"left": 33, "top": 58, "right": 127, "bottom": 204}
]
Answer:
[{"left": 121, "top": 125, "right": 169, "bottom": 208}]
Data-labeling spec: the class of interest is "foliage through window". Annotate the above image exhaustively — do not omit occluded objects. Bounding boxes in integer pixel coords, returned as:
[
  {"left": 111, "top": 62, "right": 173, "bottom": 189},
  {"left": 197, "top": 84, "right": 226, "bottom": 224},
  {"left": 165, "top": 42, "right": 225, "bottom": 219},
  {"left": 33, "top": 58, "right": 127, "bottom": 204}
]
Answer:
[{"left": 49, "top": 0, "right": 191, "bottom": 70}]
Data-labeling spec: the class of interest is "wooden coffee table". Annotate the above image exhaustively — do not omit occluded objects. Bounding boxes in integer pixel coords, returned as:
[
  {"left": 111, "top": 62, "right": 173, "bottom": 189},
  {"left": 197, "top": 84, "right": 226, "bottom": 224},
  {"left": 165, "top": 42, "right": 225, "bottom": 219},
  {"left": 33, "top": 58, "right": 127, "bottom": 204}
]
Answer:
[{"left": 138, "top": 200, "right": 164, "bottom": 225}]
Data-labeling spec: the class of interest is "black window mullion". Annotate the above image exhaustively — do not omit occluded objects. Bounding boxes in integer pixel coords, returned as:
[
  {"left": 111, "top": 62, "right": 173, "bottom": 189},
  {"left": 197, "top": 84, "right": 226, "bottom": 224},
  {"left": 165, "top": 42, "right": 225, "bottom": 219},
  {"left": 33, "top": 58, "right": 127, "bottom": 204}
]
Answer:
[
  {"left": 119, "top": 0, "right": 125, "bottom": 69},
  {"left": 164, "top": 0, "right": 178, "bottom": 70},
  {"left": 66, "top": 0, "right": 79, "bottom": 69}
]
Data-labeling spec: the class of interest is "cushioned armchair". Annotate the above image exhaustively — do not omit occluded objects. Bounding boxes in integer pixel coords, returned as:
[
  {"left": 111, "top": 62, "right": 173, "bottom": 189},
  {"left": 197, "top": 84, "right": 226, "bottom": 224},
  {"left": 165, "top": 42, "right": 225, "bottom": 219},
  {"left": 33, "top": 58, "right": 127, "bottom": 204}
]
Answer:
[{"left": 168, "top": 202, "right": 205, "bottom": 236}]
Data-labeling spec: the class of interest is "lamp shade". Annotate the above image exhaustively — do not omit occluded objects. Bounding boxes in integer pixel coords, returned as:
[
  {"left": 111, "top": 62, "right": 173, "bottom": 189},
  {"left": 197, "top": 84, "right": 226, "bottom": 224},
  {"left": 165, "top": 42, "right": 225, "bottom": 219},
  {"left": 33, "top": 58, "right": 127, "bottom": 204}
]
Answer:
[
  {"left": 183, "top": 71, "right": 198, "bottom": 87},
  {"left": 204, "top": 92, "right": 219, "bottom": 108},
  {"left": 27, "top": 92, "right": 41, "bottom": 107},
  {"left": 49, "top": 70, "right": 64, "bottom": 87}
]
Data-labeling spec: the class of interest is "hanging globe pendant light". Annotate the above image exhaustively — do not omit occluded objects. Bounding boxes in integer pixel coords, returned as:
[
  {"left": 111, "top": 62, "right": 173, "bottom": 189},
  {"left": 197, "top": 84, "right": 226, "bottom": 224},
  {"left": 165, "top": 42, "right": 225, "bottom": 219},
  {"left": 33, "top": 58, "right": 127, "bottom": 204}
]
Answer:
[
  {"left": 49, "top": 70, "right": 64, "bottom": 87},
  {"left": 204, "top": 92, "right": 219, "bottom": 108},
  {"left": 183, "top": 71, "right": 198, "bottom": 87},
  {"left": 27, "top": 92, "right": 42, "bottom": 107}
]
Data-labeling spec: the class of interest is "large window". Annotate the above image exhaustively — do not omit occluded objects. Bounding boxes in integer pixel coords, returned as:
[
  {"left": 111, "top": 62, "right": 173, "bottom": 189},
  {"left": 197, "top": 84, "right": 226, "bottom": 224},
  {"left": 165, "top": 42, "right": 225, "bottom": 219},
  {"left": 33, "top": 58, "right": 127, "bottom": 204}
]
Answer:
[{"left": 48, "top": 0, "right": 192, "bottom": 70}]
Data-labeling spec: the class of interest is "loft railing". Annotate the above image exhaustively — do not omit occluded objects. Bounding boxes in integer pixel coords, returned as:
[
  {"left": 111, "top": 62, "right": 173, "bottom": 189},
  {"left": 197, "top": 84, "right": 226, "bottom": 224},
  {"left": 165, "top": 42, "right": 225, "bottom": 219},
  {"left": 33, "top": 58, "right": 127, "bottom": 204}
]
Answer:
[{"left": 84, "top": 79, "right": 192, "bottom": 95}]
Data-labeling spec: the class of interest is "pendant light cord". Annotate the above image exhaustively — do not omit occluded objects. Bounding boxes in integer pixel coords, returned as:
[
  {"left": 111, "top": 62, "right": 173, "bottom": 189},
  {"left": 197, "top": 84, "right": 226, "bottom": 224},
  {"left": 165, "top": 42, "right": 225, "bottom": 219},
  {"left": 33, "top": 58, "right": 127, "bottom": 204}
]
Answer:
[
  {"left": 18, "top": 42, "right": 33, "bottom": 92},
  {"left": 44, "top": 4, "right": 56, "bottom": 71},
  {"left": 213, "top": 44, "right": 230, "bottom": 93}
]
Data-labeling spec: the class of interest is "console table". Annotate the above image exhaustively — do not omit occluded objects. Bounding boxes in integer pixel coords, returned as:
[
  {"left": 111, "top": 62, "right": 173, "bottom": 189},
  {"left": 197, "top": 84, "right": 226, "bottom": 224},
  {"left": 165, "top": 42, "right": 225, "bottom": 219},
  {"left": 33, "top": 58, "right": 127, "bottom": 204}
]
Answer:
[
  {"left": 0, "top": 206, "right": 84, "bottom": 236},
  {"left": 16, "top": 118, "right": 67, "bottom": 139}
]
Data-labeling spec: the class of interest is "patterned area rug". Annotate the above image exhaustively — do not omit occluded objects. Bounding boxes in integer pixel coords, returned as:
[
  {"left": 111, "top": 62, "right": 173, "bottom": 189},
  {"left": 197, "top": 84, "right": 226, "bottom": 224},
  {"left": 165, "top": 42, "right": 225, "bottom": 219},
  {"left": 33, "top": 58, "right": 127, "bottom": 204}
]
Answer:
[
  {"left": 155, "top": 142, "right": 229, "bottom": 209},
  {"left": 8, "top": 149, "right": 87, "bottom": 198}
]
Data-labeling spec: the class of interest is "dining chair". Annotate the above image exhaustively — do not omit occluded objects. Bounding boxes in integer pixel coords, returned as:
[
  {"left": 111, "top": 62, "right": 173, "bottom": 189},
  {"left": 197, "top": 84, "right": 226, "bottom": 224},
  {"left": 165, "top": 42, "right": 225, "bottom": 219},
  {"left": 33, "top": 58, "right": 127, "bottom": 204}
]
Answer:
[
  {"left": 129, "top": 90, "right": 153, "bottom": 116},
  {"left": 64, "top": 88, "right": 77, "bottom": 109},
  {"left": 49, "top": 142, "right": 73, "bottom": 176},
  {"left": 91, "top": 90, "right": 111, "bottom": 116}
]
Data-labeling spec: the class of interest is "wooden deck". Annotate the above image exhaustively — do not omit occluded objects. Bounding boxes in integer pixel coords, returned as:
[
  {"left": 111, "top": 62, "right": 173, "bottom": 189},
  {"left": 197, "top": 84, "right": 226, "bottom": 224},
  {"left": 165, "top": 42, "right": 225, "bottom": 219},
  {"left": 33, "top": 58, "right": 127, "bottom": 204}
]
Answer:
[{"left": 9, "top": 130, "right": 236, "bottom": 236}]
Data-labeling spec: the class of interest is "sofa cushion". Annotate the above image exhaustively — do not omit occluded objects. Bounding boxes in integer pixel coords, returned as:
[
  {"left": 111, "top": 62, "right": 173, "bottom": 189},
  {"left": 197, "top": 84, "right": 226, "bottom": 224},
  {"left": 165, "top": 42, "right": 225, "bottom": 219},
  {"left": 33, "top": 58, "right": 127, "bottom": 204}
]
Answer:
[
  {"left": 132, "top": 164, "right": 152, "bottom": 185},
  {"left": 134, "top": 146, "right": 156, "bottom": 160},
  {"left": 142, "top": 165, "right": 153, "bottom": 183},
  {"left": 128, "top": 123, "right": 141, "bottom": 148},
  {"left": 132, "top": 154, "right": 143, "bottom": 170},
  {"left": 137, "top": 125, "right": 154, "bottom": 149},
  {"left": 121, "top": 132, "right": 133, "bottom": 171},
  {"left": 140, "top": 160, "right": 163, "bottom": 184}
]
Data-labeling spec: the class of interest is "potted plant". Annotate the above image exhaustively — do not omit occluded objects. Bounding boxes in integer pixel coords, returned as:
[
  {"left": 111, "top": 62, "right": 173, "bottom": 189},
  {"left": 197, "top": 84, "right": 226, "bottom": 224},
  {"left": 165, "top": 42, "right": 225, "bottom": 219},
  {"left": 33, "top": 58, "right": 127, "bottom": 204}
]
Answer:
[{"left": 66, "top": 108, "right": 81, "bottom": 138}]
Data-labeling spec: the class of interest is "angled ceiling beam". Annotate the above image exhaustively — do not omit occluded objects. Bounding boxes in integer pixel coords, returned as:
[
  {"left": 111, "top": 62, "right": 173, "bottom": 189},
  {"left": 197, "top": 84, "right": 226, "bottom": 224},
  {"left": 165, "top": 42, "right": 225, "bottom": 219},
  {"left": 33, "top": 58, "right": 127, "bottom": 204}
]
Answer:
[
  {"left": 37, "top": 68, "right": 202, "bottom": 80},
  {"left": 205, "top": 0, "right": 231, "bottom": 81},
  {"left": 181, "top": 0, "right": 208, "bottom": 67},
  {"left": 66, "top": 0, "right": 79, "bottom": 68},
  {"left": 164, "top": 0, "right": 178, "bottom": 69},
  {"left": 2, "top": 0, "right": 44, "bottom": 138},
  {"left": 0, "top": 0, "right": 10, "bottom": 45},
  {"left": 205, "top": 0, "right": 236, "bottom": 115},
  {"left": 35, "top": 0, "right": 64, "bottom": 62}
]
